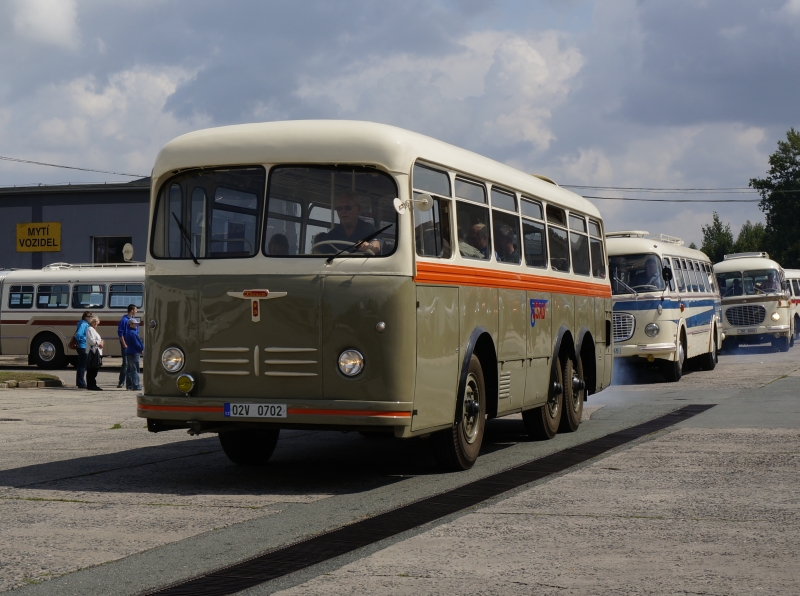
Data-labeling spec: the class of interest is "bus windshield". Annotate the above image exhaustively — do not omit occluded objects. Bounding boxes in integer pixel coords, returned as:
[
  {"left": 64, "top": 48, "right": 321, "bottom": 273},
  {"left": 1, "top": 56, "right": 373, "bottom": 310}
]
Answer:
[
  {"left": 716, "top": 269, "right": 782, "bottom": 297},
  {"left": 264, "top": 166, "right": 398, "bottom": 257},
  {"left": 609, "top": 253, "right": 665, "bottom": 295}
]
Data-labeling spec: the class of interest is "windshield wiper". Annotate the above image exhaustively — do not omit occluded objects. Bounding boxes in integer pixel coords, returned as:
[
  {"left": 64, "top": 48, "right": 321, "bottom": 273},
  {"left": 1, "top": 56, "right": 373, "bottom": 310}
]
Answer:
[
  {"left": 326, "top": 224, "right": 393, "bottom": 264},
  {"left": 613, "top": 276, "right": 638, "bottom": 297},
  {"left": 171, "top": 212, "right": 199, "bottom": 265}
]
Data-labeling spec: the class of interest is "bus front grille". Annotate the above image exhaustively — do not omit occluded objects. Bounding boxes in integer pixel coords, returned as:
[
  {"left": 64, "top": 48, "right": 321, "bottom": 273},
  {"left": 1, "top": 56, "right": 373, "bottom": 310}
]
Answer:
[
  {"left": 613, "top": 312, "right": 635, "bottom": 342},
  {"left": 725, "top": 305, "right": 766, "bottom": 327}
]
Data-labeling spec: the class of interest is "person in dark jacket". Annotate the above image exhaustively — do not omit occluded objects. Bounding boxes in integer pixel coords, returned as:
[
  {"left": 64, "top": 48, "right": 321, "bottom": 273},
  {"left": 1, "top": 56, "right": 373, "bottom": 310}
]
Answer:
[
  {"left": 74, "top": 311, "right": 92, "bottom": 389},
  {"left": 117, "top": 304, "right": 137, "bottom": 388},
  {"left": 124, "top": 318, "right": 144, "bottom": 391}
]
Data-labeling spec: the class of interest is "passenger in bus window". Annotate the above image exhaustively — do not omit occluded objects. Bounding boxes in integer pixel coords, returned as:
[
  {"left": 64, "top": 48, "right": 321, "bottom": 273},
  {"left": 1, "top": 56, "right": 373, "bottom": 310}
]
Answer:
[
  {"left": 761, "top": 271, "right": 779, "bottom": 292},
  {"left": 267, "top": 233, "right": 290, "bottom": 255},
  {"left": 496, "top": 225, "right": 520, "bottom": 263},
  {"left": 319, "top": 192, "right": 379, "bottom": 253},
  {"left": 467, "top": 223, "right": 490, "bottom": 259}
]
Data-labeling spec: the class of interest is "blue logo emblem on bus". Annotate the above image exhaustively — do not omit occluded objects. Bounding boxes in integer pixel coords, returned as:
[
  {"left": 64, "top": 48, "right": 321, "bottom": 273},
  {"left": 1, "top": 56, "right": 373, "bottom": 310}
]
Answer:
[{"left": 530, "top": 299, "right": 548, "bottom": 327}]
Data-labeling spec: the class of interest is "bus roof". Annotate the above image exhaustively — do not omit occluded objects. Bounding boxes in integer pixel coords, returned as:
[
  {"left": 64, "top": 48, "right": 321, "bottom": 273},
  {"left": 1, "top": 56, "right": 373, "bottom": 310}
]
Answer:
[
  {"left": 782, "top": 268, "right": 800, "bottom": 279},
  {"left": 2, "top": 264, "right": 144, "bottom": 285},
  {"left": 605, "top": 234, "right": 711, "bottom": 261},
  {"left": 713, "top": 256, "right": 783, "bottom": 273},
  {"left": 152, "top": 120, "right": 601, "bottom": 219}
]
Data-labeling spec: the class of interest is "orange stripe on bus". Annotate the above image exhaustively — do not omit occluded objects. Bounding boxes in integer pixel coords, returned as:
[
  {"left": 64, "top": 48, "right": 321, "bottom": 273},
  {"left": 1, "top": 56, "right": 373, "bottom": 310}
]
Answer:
[
  {"left": 414, "top": 261, "right": 612, "bottom": 298},
  {"left": 138, "top": 404, "right": 224, "bottom": 413},
  {"left": 287, "top": 408, "right": 412, "bottom": 417}
]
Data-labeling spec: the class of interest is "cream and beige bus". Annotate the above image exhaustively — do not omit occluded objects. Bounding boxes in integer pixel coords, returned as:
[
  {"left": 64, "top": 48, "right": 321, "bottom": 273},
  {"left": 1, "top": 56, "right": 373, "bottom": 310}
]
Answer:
[
  {"left": 140, "top": 120, "right": 613, "bottom": 471},
  {"left": 785, "top": 269, "right": 800, "bottom": 341},
  {"left": 713, "top": 253, "right": 794, "bottom": 351},
  {"left": 607, "top": 232, "right": 722, "bottom": 381},
  {"left": 0, "top": 263, "right": 144, "bottom": 368}
]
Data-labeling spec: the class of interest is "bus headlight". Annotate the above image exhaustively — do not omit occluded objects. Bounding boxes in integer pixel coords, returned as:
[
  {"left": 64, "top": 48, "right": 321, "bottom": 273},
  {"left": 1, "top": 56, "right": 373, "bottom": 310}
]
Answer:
[
  {"left": 161, "top": 347, "right": 185, "bottom": 373},
  {"left": 645, "top": 323, "right": 660, "bottom": 337},
  {"left": 338, "top": 349, "right": 364, "bottom": 376},
  {"left": 176, "top": 374, "right": 194, "bottom": 394},
  {"left": 771, "top": 312, "right": 781, "bottom": 321}
]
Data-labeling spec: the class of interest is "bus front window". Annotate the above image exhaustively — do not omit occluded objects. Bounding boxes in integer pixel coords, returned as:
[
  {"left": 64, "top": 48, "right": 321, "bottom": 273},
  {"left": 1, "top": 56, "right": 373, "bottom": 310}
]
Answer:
[
  {"left": 264, "top": 166, "right": 398, "bottom": 257},
  {"left": 744, "top": 269, "right": 781, "bottom": 295},
  {"left": 609, "top": 254, "right": 665, "bottom": 295}
]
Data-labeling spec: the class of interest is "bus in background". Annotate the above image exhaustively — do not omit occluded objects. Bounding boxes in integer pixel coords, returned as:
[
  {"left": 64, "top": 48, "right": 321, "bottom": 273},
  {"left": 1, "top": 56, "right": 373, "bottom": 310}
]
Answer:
[
  {"left": 607, "top": 231, "right": 722, "bottom": 382},
  {"left": 780, "top": 268, "right": 799, "bottom": 342},
  {"left": 714, "top": 253, "right": 793, "bottom": 352},
  {"left": 140, "top": 120, "right": 613, "bottom": 471},
  {"left": 0, "top": 263, "right": 144, "bottom": 368}
]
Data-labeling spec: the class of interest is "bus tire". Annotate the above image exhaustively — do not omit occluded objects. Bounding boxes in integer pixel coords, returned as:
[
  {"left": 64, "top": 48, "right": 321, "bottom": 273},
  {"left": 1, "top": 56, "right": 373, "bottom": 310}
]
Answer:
[
  {"left": 697, "top": 330, "right": 718, "bottom": 371},
  {"left": 218, "top": 428, "right": 280, "bottom": 466},
  {"left": 559, "top": 356, "right": 584, "bottom": 433},
  {"left": 432, "top": 355, "right": 486, "bottom": 471},
  {"left": 772, "top": 336, "right": 790, "bottom": 353},
  {"left": 794, "top": 315, "right": 800, "bottom": 341},
  {"left": 522, "top": 356, "right": 563, "bottom": 440},
  {"left": 31, "top": 333, "right": 67, "bottom": 369},
  {"left": 660, "top": 333, "right": 685, "bottom": 382}
]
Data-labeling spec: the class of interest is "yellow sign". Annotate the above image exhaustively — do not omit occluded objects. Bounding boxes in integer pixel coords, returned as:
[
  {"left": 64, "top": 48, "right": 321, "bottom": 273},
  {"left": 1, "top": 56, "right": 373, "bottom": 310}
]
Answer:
[{"left": 16, "top": 222, "right": 61, "bottom": 252}]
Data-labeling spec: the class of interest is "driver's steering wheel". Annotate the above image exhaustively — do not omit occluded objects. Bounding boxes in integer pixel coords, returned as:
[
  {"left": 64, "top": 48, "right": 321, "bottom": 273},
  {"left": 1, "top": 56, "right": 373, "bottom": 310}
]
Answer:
[{"left": 311, "top": 239, "right": 376, "bottom": 256}]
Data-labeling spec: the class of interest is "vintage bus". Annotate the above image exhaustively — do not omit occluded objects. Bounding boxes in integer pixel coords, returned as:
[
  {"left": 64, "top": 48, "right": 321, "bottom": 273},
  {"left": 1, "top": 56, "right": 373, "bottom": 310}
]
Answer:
[
  {"left": 606, "top": 232, "right": 722, "bottom": 381},
  {"left": 0, "top": 263, "right": 144, "bottom": 368},
  {"left": 713, "top": 253, "right": 794, "bottom": 351},
  {"left": 140, "top": 120, "right": 613, "bottom": 471},
  {"left": 785, "top": 269, "right": 800, "bottom": 341}
]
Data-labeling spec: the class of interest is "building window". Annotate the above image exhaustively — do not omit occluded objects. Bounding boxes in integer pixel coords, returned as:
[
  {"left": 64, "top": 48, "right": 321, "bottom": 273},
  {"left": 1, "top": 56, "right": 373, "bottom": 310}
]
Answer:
[{"left": 94, "top": 237, "right": 132, "bottom": 263}]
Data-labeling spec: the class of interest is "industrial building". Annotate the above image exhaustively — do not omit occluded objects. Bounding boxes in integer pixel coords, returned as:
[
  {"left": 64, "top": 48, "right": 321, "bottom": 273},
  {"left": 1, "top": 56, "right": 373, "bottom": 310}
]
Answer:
[{"left": 0, "top": 178, "right": 150, "bottom": 269}]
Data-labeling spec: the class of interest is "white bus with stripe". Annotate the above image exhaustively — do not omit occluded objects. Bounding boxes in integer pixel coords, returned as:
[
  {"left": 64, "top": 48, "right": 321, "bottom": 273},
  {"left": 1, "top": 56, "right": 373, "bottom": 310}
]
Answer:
[{"left": 607, "top": 231, "right": 722, "bottom": 382}]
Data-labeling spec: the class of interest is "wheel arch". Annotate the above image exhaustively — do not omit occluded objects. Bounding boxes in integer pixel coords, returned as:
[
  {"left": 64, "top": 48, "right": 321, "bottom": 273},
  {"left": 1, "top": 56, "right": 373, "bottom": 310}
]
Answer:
[
  {"left": 455, "top": 327, "right": 498, "bottom": 422},
  {"left": 575, "top": 326, "right": 596, "bottom": 397}
]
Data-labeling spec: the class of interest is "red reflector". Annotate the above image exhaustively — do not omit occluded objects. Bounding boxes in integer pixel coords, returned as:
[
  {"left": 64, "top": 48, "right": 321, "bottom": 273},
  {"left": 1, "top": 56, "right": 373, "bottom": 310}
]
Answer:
[{"left": 243, "top": 290, "right": 269, "bottom": 297}]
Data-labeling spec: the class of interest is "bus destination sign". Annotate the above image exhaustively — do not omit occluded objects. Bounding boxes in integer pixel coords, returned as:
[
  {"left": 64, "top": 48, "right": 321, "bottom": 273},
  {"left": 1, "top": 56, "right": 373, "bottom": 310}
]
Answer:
[{"left": 16, "top": 222, "right": 62, "bottom": 252}]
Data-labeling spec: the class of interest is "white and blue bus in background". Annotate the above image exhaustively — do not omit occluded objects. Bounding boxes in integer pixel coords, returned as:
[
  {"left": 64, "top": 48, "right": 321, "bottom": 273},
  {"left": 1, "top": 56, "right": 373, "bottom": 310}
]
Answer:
[{"left": 607, "top": 231, "right": 722, "bottom": 382}]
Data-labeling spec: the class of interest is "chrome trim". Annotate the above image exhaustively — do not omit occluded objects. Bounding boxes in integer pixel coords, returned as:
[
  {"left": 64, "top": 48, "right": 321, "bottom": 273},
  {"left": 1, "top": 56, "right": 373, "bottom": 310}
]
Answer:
[
  {"left": 264, "top": 372, "right": 318, "bottom": 377},
  {"left": 202, "top": 371, "right": 250, "bottom": 376},
  {"left": 264, "top": 359, "right": 317, "bottom": 365},
  {"left": 200, "top": 359, "right": 249, "bottom": 364}
]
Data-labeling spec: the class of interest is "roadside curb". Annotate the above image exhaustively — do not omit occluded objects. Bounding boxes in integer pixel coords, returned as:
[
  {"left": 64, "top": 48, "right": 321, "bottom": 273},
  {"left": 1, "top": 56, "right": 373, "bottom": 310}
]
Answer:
[{"left": 0, "top": 379, "right": 64, "bottom": 389}]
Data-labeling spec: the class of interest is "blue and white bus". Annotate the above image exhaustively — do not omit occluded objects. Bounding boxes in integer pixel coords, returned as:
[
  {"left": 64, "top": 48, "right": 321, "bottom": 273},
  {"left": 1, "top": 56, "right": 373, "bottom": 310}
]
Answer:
[{"left": 607, "top": 231, "right": 722, "bottom": 382}]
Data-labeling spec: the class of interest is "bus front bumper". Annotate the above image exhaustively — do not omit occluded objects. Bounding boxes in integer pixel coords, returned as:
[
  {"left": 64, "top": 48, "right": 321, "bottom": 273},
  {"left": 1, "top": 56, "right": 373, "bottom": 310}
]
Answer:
[
  {"left": 723, "top": 324, "right": 791, "bottom": 344},
  {"left": 613, "top": 342, "right": 677, "bottom": 361},
  {"left": 137, "top": 395, "right": 415, "bottom": 436}
]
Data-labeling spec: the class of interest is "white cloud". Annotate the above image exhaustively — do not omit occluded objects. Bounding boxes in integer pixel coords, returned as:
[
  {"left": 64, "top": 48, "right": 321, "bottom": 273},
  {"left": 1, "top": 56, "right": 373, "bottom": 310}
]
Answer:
[
  {"left": 779, "top": 0, "right": 800, "bottom": 17},
  {"left": 12, "top": 0, "right": 80, "bottom": 50}
]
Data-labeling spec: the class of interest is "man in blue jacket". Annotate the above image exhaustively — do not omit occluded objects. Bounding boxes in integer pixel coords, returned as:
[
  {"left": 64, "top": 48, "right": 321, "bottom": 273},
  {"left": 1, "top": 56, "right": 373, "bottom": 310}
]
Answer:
[
  {"left": 117, "top": 304, "right": 137, "bottom": 388},
  {"left": 124, "top": 318, "right": 144, "bottom": 391},
  {"left": 74, "top": 311, "right": 92, "bottom": 389}
]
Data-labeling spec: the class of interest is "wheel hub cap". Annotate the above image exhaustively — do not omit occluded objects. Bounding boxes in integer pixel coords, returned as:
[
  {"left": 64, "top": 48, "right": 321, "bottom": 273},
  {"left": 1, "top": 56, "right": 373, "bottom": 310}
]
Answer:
[{"left": 38, "top": 342, "right": 56, "bottom": 361}]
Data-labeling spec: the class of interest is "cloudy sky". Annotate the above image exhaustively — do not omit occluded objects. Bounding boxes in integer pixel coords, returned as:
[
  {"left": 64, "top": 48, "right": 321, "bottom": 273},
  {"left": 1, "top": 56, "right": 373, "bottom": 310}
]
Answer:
[{"left": 1, "top": 0, "right": 798, "bottom": 245}]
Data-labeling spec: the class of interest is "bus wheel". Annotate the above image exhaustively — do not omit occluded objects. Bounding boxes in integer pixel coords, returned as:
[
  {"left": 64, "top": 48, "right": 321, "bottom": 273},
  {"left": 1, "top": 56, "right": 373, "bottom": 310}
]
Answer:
[
  {"left": 31, "top": 333, "right": 67, "bottom": 369},
  {"left": 697, "top": 331, "right": 718, "bottom": 371},
  {"left": 559, "top": 356, "right": 584, "bottom": 433},
  {"left": 794, "top": 316, "right": 800, "bottom": 341},
  {"left": 772, "top": 336, "right": 790, "bottom": 353},
  {"left": 522, "top": 357, "right": 563, "bottom": 440},
  {"left": 218, "top": 429, "right": 280, "bottom": 466},
  {"left": 432, "top": 355, "right": 486, "bottom": 471},
  {"left": 660, "top": 335, "right": 685, "bottom": 382}
]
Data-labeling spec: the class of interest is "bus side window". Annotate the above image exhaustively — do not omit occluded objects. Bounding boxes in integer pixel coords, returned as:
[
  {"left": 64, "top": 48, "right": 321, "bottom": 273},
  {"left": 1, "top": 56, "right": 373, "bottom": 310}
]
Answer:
[
  {"left": 36, "top": 285, "right": 70, "bottom": 309},
  {"left": 694, "top": 262, "right": 707, "bottom": 292},
  {"left": 663, "top": 260, "right": 675, "bottom": 291},
  {"left": 546, "top": 205, "right": 570, "bottom": 272},
  {"left": 680, "top": 259, "right": 693, "bottom": 292},
  {"left": 8, "top": 285, "right": 34, "bottom": 309},
  {"left": 568, "top": 214, "right": 590, "bottom": 276},
  {"left": 588, "top": 219, "right": 606, "bottom": 279},
  {"left": 793, "top": 280, "right": 800, "bottom": 296},
  {"left": 72, "top": 285, "right": 106, "bottom": 309},
  {"left": 109, "top": 284, "right": 144, "bottom": 309},
  {"left": 415, "top": 193, "right": 453, "bottom": 258},
  {"left": 673, "top": 258, "right": 686, "bottom": 292}
]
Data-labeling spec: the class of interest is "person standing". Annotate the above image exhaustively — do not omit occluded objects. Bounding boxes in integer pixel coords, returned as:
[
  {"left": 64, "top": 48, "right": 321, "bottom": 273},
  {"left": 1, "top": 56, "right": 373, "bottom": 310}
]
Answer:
[
  {"left": 74, "top": 311, "right": 92, "bottom": 389},
  {"left": 124, "top": 317, "right": 144, "bottom": 391},
  {"left": 86, "top": 316, "right": 104, "bottom": 391},
  {"left": 117, "top": 304, "right": 137, "bottom": 388}
]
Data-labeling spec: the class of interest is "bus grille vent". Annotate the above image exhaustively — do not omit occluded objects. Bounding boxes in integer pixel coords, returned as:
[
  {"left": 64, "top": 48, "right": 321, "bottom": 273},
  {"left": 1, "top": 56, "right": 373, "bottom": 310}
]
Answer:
[
  {"left": 613, "top": 312, "right": 635, "bottom": 342},
  {"left": 498, "top": 371, "right": 511, "bottom": 399},
  {"left": 725, "top": 305, "right": 766, "bottom": 327}
]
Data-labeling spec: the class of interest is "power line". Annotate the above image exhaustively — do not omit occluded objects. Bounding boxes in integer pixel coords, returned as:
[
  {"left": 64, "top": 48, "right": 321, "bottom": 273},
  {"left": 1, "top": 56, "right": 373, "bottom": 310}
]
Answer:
[
  {"left": 0, "top": 155, "right": 146, "bottom": 178},
  {"left": 564, "top": 184, "right": 800, "bottom": 194},
  {"left": 583, "top": 195, "right": 761, "bottom": 203}
]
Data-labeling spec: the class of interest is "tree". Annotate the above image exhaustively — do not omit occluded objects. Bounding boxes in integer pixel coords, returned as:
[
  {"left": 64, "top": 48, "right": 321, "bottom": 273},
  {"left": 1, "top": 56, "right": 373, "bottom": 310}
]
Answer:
[
  {"left": 700, "top": 211, "right": 734, "bottom": 263},
  {"left": 750, "top": 128, "right": 800, "bottom": 267},
  {"left": 733, "top": 220, "right": 767, "bottom": 253},
  {"left": 688, "top": 242, "right": 697, "bottom": 249}
]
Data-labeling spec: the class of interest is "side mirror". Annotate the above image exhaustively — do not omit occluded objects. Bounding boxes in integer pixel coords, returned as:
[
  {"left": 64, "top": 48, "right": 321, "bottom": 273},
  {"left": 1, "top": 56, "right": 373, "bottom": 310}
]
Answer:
[
  {"left": 393, "top": 194, "right": 434, "bottom": 214},
  {"left": 662, "top": 267, "right": 673, "bottom": 282}
]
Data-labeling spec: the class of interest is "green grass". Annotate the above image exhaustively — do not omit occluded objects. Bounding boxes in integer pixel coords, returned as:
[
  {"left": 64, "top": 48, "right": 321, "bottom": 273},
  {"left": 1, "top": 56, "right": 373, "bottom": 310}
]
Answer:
[
  {"left": 0, "top": 372, "right": 60, "bottom": 382},
  {"left": 110, "top": 423, "right": 122, "bottom": 430}
]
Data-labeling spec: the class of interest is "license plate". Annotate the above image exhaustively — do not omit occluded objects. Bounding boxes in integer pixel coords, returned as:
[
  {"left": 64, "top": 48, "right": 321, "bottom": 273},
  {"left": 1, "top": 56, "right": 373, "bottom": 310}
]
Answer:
[
  {"left": 224, "top": 403, "right": 287, "bottom": 418},
  {"left": 613, "top": 347, "right": 621, "bottom": 355},
  {"left": 737, "top": 328, "right": 756, "bottom": 334}
]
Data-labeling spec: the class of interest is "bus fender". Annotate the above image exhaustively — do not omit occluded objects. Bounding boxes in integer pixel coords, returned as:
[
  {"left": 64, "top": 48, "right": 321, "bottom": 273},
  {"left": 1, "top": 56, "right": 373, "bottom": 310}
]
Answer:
[
  {"left": 574, "top": 326, "right": 594, "bottom": 399},
  {"left": 454, "top": 326, "right": 498, "bottom": 422},
  {"left": 674, "top": 318, "right": 687, "bottom": 360}
]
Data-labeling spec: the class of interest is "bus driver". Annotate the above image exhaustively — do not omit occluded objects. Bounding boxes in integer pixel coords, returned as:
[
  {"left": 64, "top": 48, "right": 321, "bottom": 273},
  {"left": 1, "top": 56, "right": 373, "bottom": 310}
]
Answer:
[{"left": 318, "top": 192, "right": 380, "bottom": 253}]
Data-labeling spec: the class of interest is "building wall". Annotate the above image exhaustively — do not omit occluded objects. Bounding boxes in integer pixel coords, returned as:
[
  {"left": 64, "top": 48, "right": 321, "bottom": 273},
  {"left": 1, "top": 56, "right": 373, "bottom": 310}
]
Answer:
[{"left": 0, "top": 186, "right": 149, "bottom": 269}]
